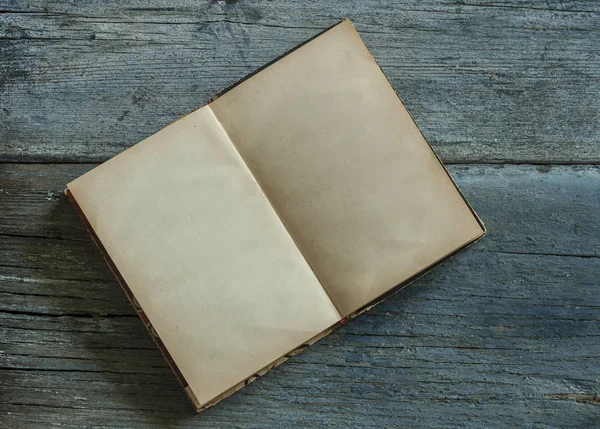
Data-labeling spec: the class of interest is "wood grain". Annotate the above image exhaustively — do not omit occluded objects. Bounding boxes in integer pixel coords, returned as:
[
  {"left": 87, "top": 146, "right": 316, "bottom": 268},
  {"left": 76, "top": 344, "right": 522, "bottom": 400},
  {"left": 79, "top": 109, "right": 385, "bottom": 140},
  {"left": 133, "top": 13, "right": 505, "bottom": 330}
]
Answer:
[
  {"left": 1, "top": 0, "right": 599, "bottom": 427},
  {"left": 1, "top": 1, "right": 599, "bottom": 163}
]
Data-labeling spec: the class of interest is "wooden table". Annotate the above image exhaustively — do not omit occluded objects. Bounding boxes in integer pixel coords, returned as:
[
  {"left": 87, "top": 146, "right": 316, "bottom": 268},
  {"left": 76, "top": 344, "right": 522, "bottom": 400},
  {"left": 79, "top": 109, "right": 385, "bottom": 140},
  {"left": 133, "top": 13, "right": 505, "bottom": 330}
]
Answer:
[{"left": 1, "top": 2, "right": 599, "bottom": 427}]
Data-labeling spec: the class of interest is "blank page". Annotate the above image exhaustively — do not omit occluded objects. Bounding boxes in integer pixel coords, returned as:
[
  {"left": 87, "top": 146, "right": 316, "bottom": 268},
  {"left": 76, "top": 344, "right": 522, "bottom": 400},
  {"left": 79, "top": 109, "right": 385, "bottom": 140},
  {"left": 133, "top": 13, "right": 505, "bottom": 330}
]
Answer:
[
  {"left": 210, "top": 20, "right": 484, "bottom": 316},
  {"left": 67, "top": 106, "right": 340, "bottom": 406}
]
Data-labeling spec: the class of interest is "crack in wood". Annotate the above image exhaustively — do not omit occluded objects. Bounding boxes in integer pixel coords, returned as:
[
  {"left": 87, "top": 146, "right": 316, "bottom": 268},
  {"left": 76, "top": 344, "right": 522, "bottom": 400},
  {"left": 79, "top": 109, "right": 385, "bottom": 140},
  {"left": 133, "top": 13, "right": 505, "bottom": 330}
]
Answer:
[
  {"left": 0, "top": 308, "right": 136, "bottom": 318},
  {"left": 546, "top": 393, "right": 600, "bottom": 405}
]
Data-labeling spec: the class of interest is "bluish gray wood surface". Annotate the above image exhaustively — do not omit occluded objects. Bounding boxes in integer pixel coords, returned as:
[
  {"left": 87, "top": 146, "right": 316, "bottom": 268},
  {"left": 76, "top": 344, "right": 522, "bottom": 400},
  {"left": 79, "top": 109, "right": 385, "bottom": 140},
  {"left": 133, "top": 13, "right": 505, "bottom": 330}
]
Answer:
[{"left": 1, "top": 1, "right": 599, "bottom": 428}]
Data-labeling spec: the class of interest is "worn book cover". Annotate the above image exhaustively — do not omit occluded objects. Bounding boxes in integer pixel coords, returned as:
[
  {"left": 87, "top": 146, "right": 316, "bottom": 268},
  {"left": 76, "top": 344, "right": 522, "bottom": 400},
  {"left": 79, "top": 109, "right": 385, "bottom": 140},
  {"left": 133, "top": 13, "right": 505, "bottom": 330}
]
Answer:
[{"left": 66, "top": 19, "right": 485, "bottom": 412}]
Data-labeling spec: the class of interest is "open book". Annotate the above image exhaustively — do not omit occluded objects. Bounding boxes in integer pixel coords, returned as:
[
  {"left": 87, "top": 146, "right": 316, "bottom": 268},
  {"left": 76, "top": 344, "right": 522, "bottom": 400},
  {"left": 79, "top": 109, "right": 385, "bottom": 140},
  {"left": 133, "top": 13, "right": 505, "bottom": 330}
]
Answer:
[{"left": 66, "top": 20, "right": 485, "bottom": 412}]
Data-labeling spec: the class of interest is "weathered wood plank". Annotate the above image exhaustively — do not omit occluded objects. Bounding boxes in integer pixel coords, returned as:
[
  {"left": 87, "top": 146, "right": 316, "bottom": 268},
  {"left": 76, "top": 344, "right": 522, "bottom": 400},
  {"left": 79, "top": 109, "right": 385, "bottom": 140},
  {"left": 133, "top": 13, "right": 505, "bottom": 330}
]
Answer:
[
  {"left": 1, "top": 163, "right": 598, "bottom": 256},
  {"left": 1, "top": 249, "right": 599, "bottom": 428},
  {"left": 2, "top": 251, "right": 599, "bottom": 372},
  {"left": 1, "top": 0, "right": 599, "bottom": 163},
  {"left": 1, "top": 252, "right": 599, "bottom": 428},
  {"left": 0, "top": 163, "right": 599, "bottom": 427}
]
